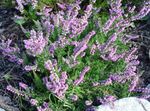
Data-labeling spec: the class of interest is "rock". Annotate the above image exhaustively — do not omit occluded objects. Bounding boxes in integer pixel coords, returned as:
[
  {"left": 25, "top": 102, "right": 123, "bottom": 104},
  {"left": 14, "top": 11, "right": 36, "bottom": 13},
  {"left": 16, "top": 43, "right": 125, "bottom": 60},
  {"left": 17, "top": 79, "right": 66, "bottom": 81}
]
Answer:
[
  {"left": 0, "top": 95, "right": 20, "bottom": 111},
  {"left": 96, "top": 97, "right": 150, "bottom": 111},
  {"left": 0, "top": 108, "right": 5, "bottom": 111}
]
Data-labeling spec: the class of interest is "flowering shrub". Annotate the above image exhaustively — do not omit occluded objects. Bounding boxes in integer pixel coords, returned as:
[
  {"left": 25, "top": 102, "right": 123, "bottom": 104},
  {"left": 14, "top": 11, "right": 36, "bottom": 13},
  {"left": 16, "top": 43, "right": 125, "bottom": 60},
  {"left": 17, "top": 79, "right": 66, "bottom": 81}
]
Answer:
[{"left": 2, "top": 0, "right": 150, "bottom": 111}]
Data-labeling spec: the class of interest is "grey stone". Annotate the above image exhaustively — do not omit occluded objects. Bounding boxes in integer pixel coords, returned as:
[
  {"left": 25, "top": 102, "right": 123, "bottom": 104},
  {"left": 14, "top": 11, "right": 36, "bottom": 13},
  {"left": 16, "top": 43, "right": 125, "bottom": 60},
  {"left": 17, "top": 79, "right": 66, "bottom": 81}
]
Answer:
[
  {"left": 0, "top": 108, "right": 5, "bottom": 111},
  {"left": 0, "top": 29, "right": 4, "bottom": 34},
  {"left": 96, "top": 97, "right": 150, "bottom": 111},
  {"left": 0, "top": 95, "right": 19, "bottom": 111}
]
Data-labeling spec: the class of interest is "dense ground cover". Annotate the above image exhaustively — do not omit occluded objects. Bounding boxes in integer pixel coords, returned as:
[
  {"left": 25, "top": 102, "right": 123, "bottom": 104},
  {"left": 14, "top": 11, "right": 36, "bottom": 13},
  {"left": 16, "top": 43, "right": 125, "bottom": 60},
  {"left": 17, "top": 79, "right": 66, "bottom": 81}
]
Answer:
[{"left": 0, "top": 0, "right": 150, "bottom": 111}]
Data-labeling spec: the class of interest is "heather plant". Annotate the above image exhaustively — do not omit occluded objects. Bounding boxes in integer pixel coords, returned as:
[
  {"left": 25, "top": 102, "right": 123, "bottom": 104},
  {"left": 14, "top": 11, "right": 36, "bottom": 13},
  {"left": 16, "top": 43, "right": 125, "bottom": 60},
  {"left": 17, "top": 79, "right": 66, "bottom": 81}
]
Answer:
[{"left": 2, "top": 0, "right": 150, "bottom": 111}]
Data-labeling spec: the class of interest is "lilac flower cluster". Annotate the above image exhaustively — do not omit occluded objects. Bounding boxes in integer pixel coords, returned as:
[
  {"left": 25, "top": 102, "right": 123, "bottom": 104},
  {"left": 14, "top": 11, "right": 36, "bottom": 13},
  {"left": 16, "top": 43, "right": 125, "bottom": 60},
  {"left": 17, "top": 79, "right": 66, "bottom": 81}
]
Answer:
[
  {"left": 19, "top": 82, "right": 28, "bottom": 90},
  {"left": 119, "top": 48, "right": 140, "bottom": 90},
  {"left": 37, "top": 3, "right": 94, "bottom": 59},
  {"left": 95, "top": 0, "right": 148, "bottom": 65},
  {"left": 48, "top": 36, "right": 70, "bottom": 54},
  {"left": 37, "top": 102, "right": 52, "bottom": 111},
  {"left": 15, "top": 0, "right": 38, "bottom": 12},
  {"left": 129, "top": 75, "right": 139, "bottom": 92},
  {"left": 0, "top": 39, "right": 23, "bottom": 64},
  {"left": 95, "top": 95, "right": 117, "bottom": 105},
  {"left": 63, "top": 57, "right": 80, "bottom": 68},
  {"left": 100, "top": 45, "right": 125, "bottom": 62},
  {"left": 74, "top": 66, "right": 90, "bottom": 86},
  {"left": 7, "top": 83, "right": 52, "bottom": 111},
  {"left": 133, "top": 88, "right": 150, "bottom": 94},
  {"left": 99, "top": 0, "right": 148, "bottom": 57},
  {"left": 43, "top": 72, "right": 68, "bottom": 98},
  {"left": 48, "top": 30, "right": 96, "bottom": 59},
  {"left": 59, "top": 3, "right": 92, "bottom": 37},
  {"left": 97, "top": 47, "right": 140, "bottom": 88},
  {"left": 30, "top": 99, "right": 38, "bottom": 106},
  {"left": 131, "top": 2, "right": 150, "bottom": 21},
  {"left": 41, "top": 2, "right": 93, "bottom": 38},
  {"left": 24, "top": 30, "right": 47, "bottom": 57},
  {"left": 43, "top": 60, "right": 68, "bottom": 98},
  {"left": 102, "top": 0, "right": 123, "bottom": 33},
  {"left": 73, "top": 31, "right": 96, "bottom": 59},
  {"left": 6, "top": 85, "right": 25, "bottom": 96},
  {"left": 24, "top": 64, "right": 37, "bottom": 71},
  {"left": 30, "top": 97, "right": 52, "bottom": 111},
  {"left": 141, "top": 95, "right": 150, "bottom": 99},
  {"left": 41, "top": 7, "right": 54, "bottom": 37},
  {"left": 44, "top": 59, "right": 58, "bottom": 72},
  {"left": 98, "top": 23, "right": 132, "bottom": 61},
  {"left": 99, "top": 33, "right": 118, "bottom": 51},
  {"left": 100, "top": 21, "right": 131, "bottom": 54},
  {"left": 90, "top": 44, "right": 97, "bottom": 55},
  {"left": 7, "top": 82, "right": 30, "bottom": 99}
]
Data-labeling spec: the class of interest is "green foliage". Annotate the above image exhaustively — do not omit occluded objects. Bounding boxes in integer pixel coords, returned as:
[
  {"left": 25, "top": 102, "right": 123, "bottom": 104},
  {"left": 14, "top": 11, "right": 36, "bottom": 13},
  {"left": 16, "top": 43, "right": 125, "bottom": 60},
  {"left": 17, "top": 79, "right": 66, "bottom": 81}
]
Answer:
[
  {"left": 32, "top": 71, "right": 45, "bottom": 91},
  {"left": 0, "top": 0, "right": 14, "bottom": 8},
  {"left": 38, "top": 0, "right": 75, "bottom": 10},
  {"left": 50, "top": 27, "right": 63, "bottom": 42},
  {"left": 24, "top": 5, "right": 38, "bottom": 20},
  {"left": 14, "top": 18, "right": 26, "bottom": 25},
  {"left": 36, "top": 48, "right": 51, "bottom": 73},
  {"left": 16, "top": 5, "right": 42, "bottom": 30},
  {"left": 94, "top": 0, "right": 109, "bottom": 8}
]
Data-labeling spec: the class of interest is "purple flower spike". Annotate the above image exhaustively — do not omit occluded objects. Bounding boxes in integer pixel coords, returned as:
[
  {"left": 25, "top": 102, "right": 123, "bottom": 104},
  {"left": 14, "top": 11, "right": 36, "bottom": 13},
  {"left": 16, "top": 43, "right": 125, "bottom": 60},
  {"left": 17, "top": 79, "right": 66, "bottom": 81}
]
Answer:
[
  {"left": 100, "top": 33, "right": 117, "bottom": 51},
  {"left": 73, "top": 31, "right": 96, "bottom": 59},
  {"left": 70, "top": 94, "right": 78, "bottom": 101},
  {"left": 0, "top": 39, "right": 23, "bottom": 64},
  {"left": 74, "top": 66, "right": 90, "bottom": 86},
  {"left": 37, "top": 102, "right": 52, "bottom": 111},
  {"left": 132, "top": 3, "right": 150, "bottom": 21},
  {"left": 24, "top": 30, "right": 47, "bottom": 56},
  {"left": 30, "top": 99, "right": 38, "bottom": 106},
  {"left": 103, "top": 0, "right": 123, "bottom": 33},
  {"left": 19, "top": 82, "right": 28, "bottom": 90},
  {"left": 15, "top": 0, "right": 38, "bottom": 12},
  {"left": 24, "top": 64, "right": 37, "bottom": 71},
  {"left": 43, "top": 71, "right": 68, "bottom": 98},
  {"left": 6, "top": 85, "right": 24, "bottom": 96},
  {"left": 129, "top": 76, "right": 139, "bottom": 92},
  {"left": 90, "top": 44, "right": 97, "bottom": 55},
  {"left": 57, "top": 3, "right": 66, "bottom": 10},
  {"left": 44, "top": 60, "right": 54, "bottom": 71},
  {"left": 43, "top": 6, "right": 52, "bottom": 17}
]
